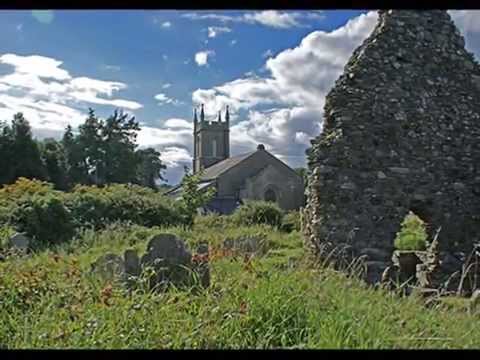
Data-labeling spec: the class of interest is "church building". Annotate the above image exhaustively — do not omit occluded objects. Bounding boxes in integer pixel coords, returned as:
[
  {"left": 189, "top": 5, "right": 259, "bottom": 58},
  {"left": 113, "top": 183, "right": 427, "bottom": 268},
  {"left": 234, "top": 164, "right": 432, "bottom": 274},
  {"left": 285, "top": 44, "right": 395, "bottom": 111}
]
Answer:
[{"left": 167, "top": 105, "right": 305, "bottom": 214}]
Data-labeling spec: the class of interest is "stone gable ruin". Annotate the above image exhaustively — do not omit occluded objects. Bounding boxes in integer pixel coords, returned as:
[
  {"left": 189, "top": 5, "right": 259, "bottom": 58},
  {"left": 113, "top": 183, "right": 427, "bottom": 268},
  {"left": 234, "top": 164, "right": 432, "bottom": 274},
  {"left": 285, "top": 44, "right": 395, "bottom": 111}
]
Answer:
[{"left": 303, "top": 10, "right": 480, "bottom": 285}]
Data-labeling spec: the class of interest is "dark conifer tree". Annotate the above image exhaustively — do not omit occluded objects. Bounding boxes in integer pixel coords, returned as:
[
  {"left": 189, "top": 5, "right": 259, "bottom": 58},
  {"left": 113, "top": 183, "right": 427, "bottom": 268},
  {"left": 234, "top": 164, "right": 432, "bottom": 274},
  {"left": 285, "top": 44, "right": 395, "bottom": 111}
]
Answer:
[
  {"left": 10, "top": 113, "right": 46, "bottom": 181},
  {"left": 136, "top": 147, "right": 166, "bottom": 189}
]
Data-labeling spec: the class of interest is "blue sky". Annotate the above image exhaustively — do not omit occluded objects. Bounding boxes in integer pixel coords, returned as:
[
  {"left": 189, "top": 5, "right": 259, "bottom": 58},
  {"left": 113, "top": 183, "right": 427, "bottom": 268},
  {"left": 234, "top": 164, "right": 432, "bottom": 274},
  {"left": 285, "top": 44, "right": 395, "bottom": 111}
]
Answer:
[{"left": 1, "top": 10, "right": 480, "bottom": 184}]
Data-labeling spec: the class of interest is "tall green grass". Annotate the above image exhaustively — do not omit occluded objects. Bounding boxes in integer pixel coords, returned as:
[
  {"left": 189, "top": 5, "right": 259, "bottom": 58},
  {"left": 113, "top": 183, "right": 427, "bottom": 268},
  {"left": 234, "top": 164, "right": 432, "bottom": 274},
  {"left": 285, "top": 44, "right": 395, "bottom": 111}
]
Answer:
[{"left": 1, "top": 222, "right": 479, "bottom": 349}]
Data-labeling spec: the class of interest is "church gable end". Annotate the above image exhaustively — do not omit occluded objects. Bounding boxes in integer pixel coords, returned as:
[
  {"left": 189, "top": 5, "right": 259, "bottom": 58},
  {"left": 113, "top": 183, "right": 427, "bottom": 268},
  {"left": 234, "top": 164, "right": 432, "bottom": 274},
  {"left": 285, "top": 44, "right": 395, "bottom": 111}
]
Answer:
[{"left": 216, "top": 147, "right": 305, "bottom": 210}]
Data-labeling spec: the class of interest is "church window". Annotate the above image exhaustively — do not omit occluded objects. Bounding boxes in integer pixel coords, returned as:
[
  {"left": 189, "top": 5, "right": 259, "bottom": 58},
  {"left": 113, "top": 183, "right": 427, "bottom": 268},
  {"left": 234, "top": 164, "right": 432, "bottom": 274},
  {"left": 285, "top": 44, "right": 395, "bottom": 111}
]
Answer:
[{"left": 264, "top": 188, "right": 277, "bottom": 202}]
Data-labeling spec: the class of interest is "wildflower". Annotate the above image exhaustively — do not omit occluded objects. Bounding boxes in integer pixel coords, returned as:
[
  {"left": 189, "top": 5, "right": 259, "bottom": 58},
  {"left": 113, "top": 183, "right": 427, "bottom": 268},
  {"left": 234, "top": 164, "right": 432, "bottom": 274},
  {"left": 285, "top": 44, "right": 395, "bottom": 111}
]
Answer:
[
  {"left": 100, "top": 284, "right": 113, "bottom": 306},
  {"left": 239, "top": 301, "right": 248, "bottom": 315}
]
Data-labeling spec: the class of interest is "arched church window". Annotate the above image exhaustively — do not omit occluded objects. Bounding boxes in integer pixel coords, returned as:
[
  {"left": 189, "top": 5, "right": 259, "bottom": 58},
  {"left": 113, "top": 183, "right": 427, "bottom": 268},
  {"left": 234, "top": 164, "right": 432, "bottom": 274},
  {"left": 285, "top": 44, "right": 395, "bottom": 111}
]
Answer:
[{"left": 264, "top": 188, "right": 277, "bottom": 202}]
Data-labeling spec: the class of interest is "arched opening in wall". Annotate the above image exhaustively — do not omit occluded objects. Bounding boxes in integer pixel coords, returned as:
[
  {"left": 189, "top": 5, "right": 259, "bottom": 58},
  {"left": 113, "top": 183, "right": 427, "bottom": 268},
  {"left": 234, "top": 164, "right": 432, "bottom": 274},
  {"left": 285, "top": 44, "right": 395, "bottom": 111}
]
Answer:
[
  {"left": 393, "top": 199, "right": 433, "bottom": 253},
  {"left": 409, "top": 200, "right": 433, "bottom": 234},
  {"left": 264, "top": 188, "right": 277, "bottom": 203}
]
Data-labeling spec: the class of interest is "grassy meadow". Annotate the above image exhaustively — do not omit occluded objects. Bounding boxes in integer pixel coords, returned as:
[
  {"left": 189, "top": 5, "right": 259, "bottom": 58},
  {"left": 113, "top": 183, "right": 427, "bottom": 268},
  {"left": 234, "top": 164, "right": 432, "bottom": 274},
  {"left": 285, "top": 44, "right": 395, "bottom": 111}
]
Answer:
[{"left": 1, "top": 216, "right": 480, "bottom": 349}]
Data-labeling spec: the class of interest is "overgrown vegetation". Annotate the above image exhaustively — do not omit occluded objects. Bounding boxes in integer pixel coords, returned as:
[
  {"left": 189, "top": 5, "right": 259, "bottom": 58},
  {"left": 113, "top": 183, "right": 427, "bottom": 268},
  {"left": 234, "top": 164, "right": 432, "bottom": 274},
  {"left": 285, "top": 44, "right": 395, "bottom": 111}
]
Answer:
[
  {"left": 232, "top": 200, "right": 284, "bottom": 228},
  {"left": 394, "top": 211, "right": 428, "bottom": 251},
  {"left": 1, "top": 178, "right": 477, "bottom": 349},
  {"left": 281, "top": 211, "right": 302, "bottom": 233},
  {"left": 0, "top": 178, "right": 185, "bottom": 247},
  {"left": 1, "top": 220, "right": 479, "bottom": 349},
  {"left": 178, "top": 169, "right": 216, "bottom": 227}
]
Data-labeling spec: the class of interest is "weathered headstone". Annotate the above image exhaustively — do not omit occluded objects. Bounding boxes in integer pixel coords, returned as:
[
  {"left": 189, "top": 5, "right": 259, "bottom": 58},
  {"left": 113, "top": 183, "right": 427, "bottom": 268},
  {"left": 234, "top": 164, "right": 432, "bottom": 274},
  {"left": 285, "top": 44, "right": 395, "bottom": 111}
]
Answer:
[
  {"left": 304, "top": 10, "right": 480, "bottom": 284},
  {"left": 193, "top": 243, "right": 210, "bottom": 288},
  {"left": 223, "top": 236, "right": 267, "bottom": 255},
  {"left": 124, "top": 249, "right": 141, "bottom": 277},
  {"left": 91, "top": 253, "right": 125, "bottom": 282},
  {"left": 123, "top": 249, "right": 141, "bottom": 289},
  {"left": 140, "top": 233, "right": 193, "bottom": 291},
  {"left": 8, "top": 233, "right": 30, "bottom": 252},
  {"left": 91, "top": 234, "right": 211, "bottom": 291}
]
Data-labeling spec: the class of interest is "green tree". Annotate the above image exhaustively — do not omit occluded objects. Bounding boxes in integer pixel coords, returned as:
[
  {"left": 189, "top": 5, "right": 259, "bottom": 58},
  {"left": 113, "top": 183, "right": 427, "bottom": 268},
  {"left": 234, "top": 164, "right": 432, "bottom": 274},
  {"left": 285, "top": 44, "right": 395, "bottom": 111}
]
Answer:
[
  {"left": 76, "top": 109, "right": 104, "bottom": 184},
  {"left": 179, "top": 167, "right": 215, "bottom": 227},
  {"left": 39, "top": 139, "right": 69, "bottom": 190},
  {"left": 10, "top": 113, "right": 46, "bottom": 182},
  {"left": 136, "top": 147, "right": 167, "bottom": 189},
  {"left": 62, "top": 125, "right": 85, "bottom": 187},
  {"left": 60, "top": 108, "right": 168, "bottom": 189},
  {"left": 0, "top": 120, "right": 14, "bottom": 184},
  {"left": 100, "top": 110, "right": 140, "bottom": 184}
]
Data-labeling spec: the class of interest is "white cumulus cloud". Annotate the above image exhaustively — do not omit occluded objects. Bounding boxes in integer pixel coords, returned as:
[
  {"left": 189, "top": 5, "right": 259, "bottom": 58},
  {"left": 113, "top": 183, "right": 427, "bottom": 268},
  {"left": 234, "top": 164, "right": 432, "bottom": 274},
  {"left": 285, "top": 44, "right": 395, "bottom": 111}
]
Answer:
[
  {"left": 194, "top": 50, "right": 215, "bottom": 67},
  {"left": 182, "top": 10, "right": 325, "bottom": 29},
  {"left": 154, "top": 92, "right": 183, "bottom": 106},
  {"left": 207, "top": 26, "right": 232, "bottom": 38},
  {"left": 0, "top": 53, "right": 142, "bottom": 140}
]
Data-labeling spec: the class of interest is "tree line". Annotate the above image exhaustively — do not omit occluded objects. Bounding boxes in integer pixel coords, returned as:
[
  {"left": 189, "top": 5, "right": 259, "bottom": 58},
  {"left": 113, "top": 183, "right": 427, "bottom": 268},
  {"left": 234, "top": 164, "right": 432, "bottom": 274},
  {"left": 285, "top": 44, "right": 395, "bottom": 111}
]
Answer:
[{"left": 0, "top": 109, "right": 166, "bottom": 190}]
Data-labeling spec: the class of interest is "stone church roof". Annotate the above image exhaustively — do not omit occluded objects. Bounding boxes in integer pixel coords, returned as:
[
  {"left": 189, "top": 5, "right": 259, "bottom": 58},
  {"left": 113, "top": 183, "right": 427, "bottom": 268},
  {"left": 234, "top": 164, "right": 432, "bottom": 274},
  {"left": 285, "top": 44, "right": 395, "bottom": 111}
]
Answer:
[
  {"left": 200, "top": 151, "right": 256, "bottom": 180},
  {"left": 166, "top": 144, "right": 301, "bottom": 198},
  {"left": 165, "top": 151, "right": 255, "bottom": 196}
]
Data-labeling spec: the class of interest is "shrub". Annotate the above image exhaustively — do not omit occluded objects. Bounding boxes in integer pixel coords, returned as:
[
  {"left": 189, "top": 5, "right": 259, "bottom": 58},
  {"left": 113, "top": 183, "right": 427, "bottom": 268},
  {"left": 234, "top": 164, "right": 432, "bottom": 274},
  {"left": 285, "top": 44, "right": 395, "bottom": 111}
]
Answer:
[
  {"left": 10, "top": 194, "right": 75, "bottom": 246},
  {"left": 394, "top": 211, "right": 428, "bottom": 251},
  {"left": 281, "top": 211, "right": 301, "bottom": 232},
  {"left": 66, "top": 183, "right": 185, "bottom": 229},
  {"left": 233, "top": 200, "right": 284, "bottom": 228},
  {"left": 178, "top": 170, "right": 216, "bottom": 227},
  {"left": 0, "top": 178, "right": 71, "bottom": 245},
  {"left": 194, "top": 214, "right": 231, "bottom": 229},
  {"left": 0, "top": 224, "right": 15, "bottom": 249},
  {"left": 0, "top": 178, "right": 60, "bottom": 225},
  {"left": 0, "top": 177, "right": 55, "bottom": 202},
  {"left": 0, "top": 180, "right": 188, "bottom": 246},
  {"left": 0, "top": 206, "right": 9, "bottom": 226}
]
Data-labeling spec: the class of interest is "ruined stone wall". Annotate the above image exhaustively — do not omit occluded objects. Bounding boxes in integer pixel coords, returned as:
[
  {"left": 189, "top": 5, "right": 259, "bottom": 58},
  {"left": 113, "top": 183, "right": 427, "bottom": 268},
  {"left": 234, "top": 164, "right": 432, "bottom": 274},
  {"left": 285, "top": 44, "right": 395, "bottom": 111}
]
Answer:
[{"left": 304, "top": 10, "right": 480, "bottom": 283}]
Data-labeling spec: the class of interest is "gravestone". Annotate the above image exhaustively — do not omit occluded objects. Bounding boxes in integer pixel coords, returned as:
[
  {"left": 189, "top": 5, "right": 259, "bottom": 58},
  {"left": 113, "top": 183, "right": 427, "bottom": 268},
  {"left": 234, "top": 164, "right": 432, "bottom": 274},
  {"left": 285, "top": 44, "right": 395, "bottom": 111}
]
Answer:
[
  {"left": 140, "top": 233, "right": 193, "bottom": 291},
  {"left": 124, "top": 249, "right": 141, "bottom": 277},
  {"left": 91, "top": 234, "right": 211, "bottom": 291},
  {"left": 303, "top": 10, "right": 480, "bottom": 284},
  {"left": 91, "top": 253, "right": 125, "bottom": 282},
  {"left": 9, "top": 233, "right": 30, "bottom": 252},
  {"left": 193, "top": 243, "right": 210, "bottom": 288},
  {"left": 223, "top": 236, "right": 267, "bottom": 256}
]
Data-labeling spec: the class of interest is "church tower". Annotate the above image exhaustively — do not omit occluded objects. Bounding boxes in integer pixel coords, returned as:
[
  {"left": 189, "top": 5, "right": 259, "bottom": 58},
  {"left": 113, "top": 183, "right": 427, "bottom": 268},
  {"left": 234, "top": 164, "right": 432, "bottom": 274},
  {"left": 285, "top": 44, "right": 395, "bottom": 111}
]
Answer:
[{"left": 193, "top": 104, "right": 230, "bottom": 173}]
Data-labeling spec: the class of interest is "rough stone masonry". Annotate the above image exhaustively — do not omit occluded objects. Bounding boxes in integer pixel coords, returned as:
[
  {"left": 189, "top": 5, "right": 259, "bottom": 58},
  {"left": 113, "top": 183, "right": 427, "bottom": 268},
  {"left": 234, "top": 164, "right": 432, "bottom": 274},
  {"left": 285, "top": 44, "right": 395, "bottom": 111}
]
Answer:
[{"left": 303, "top": 10, "right": 480, "bottom": 284}]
